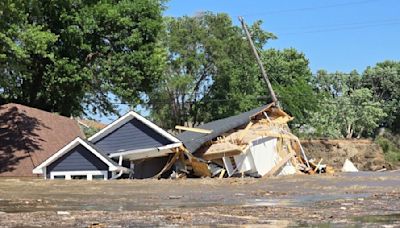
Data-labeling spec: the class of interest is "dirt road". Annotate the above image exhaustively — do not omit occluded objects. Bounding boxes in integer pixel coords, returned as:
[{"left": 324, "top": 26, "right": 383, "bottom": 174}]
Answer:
[{"left": 1, "top": 172, "right": 400, "bottom": 227}]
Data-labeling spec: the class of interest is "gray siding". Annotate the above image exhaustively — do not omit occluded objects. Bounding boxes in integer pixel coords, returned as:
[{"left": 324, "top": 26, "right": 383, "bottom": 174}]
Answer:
[
  {"left": 93, "top": 118, "right": 173, "bottom": 154},
  {"left": 47, "top": 144, "right": 109, "bottom": 175}
]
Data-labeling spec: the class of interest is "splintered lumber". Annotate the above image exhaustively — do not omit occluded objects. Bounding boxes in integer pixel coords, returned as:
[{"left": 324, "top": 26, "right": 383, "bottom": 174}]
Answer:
[
  {"left": 219, "top": 169, "right": 226, "bottom": 178},
  {"left": 263, "top": 151, "right": 296, "bottom": 178},
  {"left": 153, "top": 150, "right": 181, "bottom": 179},
  {"left": 175, "top": 125, "right": 212, "bottom": 134},
  {"left": 238, "top": 122, "right": 254, "bottom": 141},
  {"left": 270, "top": 116, "right": 294, "bottom": 125},
  {"left": 250, "top": 130, "right": 297, "bottom": 140},
  {"left": 313, "top": 158, "right": 323, "bottom": 173},
  {"left": 191, "top": 159, "right": 212, "bottom": 177},
  {"left": 203, "top": 142, "right": 243, "bottom": 160}
]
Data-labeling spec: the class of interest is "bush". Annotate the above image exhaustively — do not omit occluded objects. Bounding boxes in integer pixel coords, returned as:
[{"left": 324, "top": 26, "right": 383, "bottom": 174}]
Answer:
[{"left": 375, "top": 132, "right": 400, "bottom": 164}]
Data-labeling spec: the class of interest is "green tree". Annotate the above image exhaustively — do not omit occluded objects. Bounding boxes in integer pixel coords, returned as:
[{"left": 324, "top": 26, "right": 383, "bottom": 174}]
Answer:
[
  {"left": 362, "top": 61, "right": 400, "bottom": 132},
  {"left": 262, "top": 48, "right": 318, "bottom": 125},
  {"left": 0, "top": 0, "right": 164, "bottom": 116},
  {"left": 308, "top": 87, "right": 386, "bottom": 138},
  {"left": 149, "top": 13, "right": 317, "bottom": 129},
  {"left": 148, "top": 13, "right": 275, "bottom": 129}
]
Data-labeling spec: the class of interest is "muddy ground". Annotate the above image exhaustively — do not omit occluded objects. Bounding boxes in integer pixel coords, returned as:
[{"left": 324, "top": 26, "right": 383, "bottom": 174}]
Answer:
[{"left": 1, "top": 172, "right": 400, "bottom": 227}]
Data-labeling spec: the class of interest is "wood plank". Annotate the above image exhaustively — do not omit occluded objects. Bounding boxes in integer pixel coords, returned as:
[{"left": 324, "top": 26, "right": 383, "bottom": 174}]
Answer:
[
  {"left": 219, "top": 169, "right": 226, "bottom": 178},
  {"left": 263, "top": 151, "right": 295, "bottom": 178},
  {"left": 238, "top": 122, "right": 254, "bottom": 141},
  {"left": 175, "top": 125, "right": 212, "bottom": 134}
]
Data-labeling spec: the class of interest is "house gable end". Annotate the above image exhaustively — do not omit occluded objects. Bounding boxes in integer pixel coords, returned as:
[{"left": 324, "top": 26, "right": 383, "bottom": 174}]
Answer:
[
  {"left": 93, "top": 118, "right": 174, "bottom": 154},
  {"left": 47, "top": 144, "right": 109, "bottom": 174}
]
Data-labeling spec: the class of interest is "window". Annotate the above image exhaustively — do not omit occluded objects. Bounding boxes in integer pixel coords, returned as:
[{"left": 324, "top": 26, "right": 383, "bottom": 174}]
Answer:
[
  {"left": 50, "top": 171, "right": 108, "bottom": 180},
  {"left": 53, "top": 175, "right": 65, "bottom": 179},
  {"left": 71, "top": 175, "right": 87, "bottom": 180},
  {"left": 92, "top": 175, "right": 104, "bottom": 180}
]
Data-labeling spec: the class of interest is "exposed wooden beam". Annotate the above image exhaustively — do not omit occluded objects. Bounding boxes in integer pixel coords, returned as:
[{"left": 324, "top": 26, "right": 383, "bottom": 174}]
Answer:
[{"left": 175, "top": 125, "right": 212, "bottom": 134}]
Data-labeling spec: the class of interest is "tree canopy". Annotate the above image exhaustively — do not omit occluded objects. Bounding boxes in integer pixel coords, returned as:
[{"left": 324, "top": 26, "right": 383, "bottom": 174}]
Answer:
[
  {"left": 147, "top": 12, "right": 318, "bottom": 129},
  {"left": 0, "top": 0, "right": 165, "bottom": 116}
]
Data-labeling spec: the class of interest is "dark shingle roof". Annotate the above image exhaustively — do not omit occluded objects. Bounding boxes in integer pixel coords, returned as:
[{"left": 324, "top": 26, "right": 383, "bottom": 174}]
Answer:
[
  {"left": 84, "top": 138, "right": 120, "bottom": 167},
  {"left": 177, "top": 104, "right": 271, "bottom": 153}
]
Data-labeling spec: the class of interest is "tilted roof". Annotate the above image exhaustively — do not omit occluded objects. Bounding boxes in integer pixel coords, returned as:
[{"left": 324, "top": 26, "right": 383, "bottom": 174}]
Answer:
[
  {"left": 0, "top": 103, "right": 84, "bottom": 176},
  {"left": 177, "top": 104, "right": 273, "bottom": 153}
]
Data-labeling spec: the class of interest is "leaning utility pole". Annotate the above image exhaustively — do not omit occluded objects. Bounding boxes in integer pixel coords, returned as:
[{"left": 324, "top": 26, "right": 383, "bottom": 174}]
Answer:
[{"left": 238, "top": 16, "right": 280, "bottom": 107}]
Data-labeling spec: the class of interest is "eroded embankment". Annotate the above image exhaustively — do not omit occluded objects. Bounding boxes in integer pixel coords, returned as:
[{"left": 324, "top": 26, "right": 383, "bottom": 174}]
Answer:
[{"left": 301, "top": 139, "right": 390, "bottom": 171}]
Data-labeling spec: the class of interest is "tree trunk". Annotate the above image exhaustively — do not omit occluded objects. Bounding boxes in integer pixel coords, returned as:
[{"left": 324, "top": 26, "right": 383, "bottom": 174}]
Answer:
[
  {"left": 346, "top": 123, "right": 354, "bottom": 138},
  {"left": 357, "top": 127, "right": 364, "bottom": 139}
]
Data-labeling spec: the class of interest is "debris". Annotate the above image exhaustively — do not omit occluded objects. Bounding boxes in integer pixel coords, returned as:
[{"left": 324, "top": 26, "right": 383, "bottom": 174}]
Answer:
[
  {"left": 168, "top": 195, "right": 183, "bottom": 199},
  {"left": 57, "top": 211, "right": 70, "bottom": 215},
  {"left": 219, "top": 169, "right": 226, "bottom": 178},
  {"left": 341, "top": 159, "right": 359, "bottom": 172},
  {"left": 190, "top": 159, "right": 212, "bottom": 177},
  {"left": 88, "top": 222, "right": 106, "bottom": 228},
  {"left": 175, "top": 125, "right": 212, "bottom": 134},
  {"left": 377, "top": 168, "right": 387, "bottom": 172},
  {"left": 176, "top": 103, "right": 333, "bottom": 179},
  {"left": 203, "top": 142, "right": 242, "bottom": 161}
]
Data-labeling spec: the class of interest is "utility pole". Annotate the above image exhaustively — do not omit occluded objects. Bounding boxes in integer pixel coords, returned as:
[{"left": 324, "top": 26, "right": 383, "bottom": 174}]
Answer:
[{"left": 238, "top": 16, "right": 280, "bottom": 108}]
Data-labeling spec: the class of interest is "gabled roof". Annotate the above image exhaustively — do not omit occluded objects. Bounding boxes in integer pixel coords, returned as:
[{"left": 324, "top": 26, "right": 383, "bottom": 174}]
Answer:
[
  {"left": 177, "top": 103, "right": 273, "bottom": 153},
  {"left": 88, "top": 111, "right": 181, "bottom": 144},
  {"left": 0, "top": 103, "right": 84, "bottom": 176},
  {"left": 33, "top": 137, "right": 125, "bottom": 174}
]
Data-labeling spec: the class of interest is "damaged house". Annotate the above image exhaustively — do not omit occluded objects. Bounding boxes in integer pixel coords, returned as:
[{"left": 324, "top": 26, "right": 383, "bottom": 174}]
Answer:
[
  {"left": 177, "top": 103, "right": 326, "bottom": 178},
  {"left": 33, "top": 111, "right": 183, "bottom": 180}
]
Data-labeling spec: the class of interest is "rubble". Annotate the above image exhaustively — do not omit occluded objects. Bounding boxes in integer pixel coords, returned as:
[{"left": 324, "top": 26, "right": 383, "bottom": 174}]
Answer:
[
  {"left": 175, "top": 103, "right": 334, "bottom": 179},
  {"left": 342, "top": 159, "right": 359, "bottom": 172}
]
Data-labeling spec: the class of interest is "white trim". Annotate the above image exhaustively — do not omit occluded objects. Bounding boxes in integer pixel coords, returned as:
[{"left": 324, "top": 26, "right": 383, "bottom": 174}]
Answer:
[
  {"left": 33, "top": 137, "right": 122, "bottom": 174},
  {"left": 108, "top": 143, "right": 182, "bottom": 161},
  {"left": 157, "top": 142, "right": 182, "bottom": 151},
  {"left": 88, "top": 111, "right": 181, "bottom": 143},
  {"left": 108, "top": 147, "right": 158, "bottom": 158},
  {"left": 50, "top": 170, "right": 108, "bottom": 180}
]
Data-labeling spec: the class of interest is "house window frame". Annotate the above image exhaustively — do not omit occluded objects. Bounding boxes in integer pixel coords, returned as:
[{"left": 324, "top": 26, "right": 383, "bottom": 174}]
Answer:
[{"left": 50, "top": 170, "right": 108, "bottom": 180}]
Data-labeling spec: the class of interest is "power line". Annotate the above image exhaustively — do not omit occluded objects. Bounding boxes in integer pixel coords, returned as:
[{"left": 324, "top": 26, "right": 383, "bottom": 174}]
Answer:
[
  {"left": 279, "top": 21, "right": 400, "bottom": 35},
  {"left": 275, "top": 18, "right": 400, "bottom": 32},
  {"left": 240, "top": 0, "right": 379, "bottom": 17}
]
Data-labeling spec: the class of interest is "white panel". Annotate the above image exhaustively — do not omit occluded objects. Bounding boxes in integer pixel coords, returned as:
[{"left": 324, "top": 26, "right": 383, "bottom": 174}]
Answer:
[
  {"left": 234, "top": 152, "right": 256, "bottom": 173},
  {"left": 249, "top": 137, "right": 280, "bottom": 176},
  {"left": 222, "top": 157, "right": 235, "bottom": 176}
]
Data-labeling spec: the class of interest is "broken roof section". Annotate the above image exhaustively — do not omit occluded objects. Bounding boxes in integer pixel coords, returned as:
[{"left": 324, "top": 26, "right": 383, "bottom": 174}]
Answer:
[
  {"left": 0, "top": 103, "right": 84, "bottom": 177},
  {"left": 177, "top": 103, "right": 273, "bottom": 153}
]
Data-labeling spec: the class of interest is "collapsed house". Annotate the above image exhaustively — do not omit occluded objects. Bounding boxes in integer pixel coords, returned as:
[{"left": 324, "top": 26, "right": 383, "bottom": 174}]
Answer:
[
  {"left": 32, "top": 103, "right": 330, "bottom": 180},
  {"left": 177, "top": 103, "right": 331, "bottom": 178},
  {"left": 33, "top": 111, "right": 183, "bottom": 180}
]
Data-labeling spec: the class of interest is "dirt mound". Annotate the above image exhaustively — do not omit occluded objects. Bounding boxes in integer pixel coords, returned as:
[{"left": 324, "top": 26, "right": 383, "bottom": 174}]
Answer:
[{"left": 301, "top": 139, "right": 390, "bottom": 171}]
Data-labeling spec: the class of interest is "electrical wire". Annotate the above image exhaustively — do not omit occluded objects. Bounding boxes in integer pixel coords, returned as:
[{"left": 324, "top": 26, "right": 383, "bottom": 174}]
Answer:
[{"left": 239, "top": 0, "right": 380, "bottom": 17}]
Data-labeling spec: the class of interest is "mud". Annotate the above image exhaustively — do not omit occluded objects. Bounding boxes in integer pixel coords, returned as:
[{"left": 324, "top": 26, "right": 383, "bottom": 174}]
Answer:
[
  {"left": 301, "top": 139, "right": 390, "bottom": 171},
  {"left": 1, "top": 172, "right": 400, "bottom": 227}
]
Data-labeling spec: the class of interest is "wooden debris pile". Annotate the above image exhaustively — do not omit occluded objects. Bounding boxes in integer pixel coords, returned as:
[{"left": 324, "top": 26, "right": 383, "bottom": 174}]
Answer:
[{"left": 174, "top": 104, "right": 334, "bottom": 178}]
